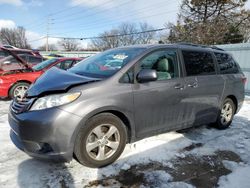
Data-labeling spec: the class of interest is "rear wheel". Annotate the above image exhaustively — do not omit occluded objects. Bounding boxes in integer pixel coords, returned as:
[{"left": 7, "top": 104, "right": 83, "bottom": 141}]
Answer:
[
  {"left": 9, "top": 82, "right": 30, "bottom": 100},
  {"left": 215, "top": 98, "right": 235, "bottom": 129},
  {"left": 74, "top": 113, "right": 127, "bottom": 168}
]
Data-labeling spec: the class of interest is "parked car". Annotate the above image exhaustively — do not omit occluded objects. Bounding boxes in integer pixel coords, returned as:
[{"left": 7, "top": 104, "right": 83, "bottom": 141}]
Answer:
[
  {"left": 8, "top": 44, "right": 246, "bottom": 168},
  {"left": 0, "top": 47, "right": 44, "bottom": 72},
  {"left": 0, "top": 57, "right": 82, "bottom": 100},
  {"left": 0, "top": 46, "right": 42, "bottom": 60},
  {"left": 43, "top": 53, "right": 64, "bottom": 59}
]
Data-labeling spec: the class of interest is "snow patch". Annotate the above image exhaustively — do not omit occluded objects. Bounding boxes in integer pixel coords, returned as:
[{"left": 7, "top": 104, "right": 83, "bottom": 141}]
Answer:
[
  {"left": 143, "top": 170, "right": 172, "bottom": 187},
  {"left": 219, "top": 165, "right": 250, "bottom": 188},
  {"left": 1, "top": 100, "right": 250, "bottom": 187}
]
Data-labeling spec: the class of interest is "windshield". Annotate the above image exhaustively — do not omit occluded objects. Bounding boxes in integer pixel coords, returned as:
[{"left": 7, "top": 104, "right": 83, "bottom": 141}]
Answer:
[
  {"left": 69, "top": 48, "right": 145, "bottom": 78},
  {"left": 33, "top": 58, "right": 58, "bottom": 71}
]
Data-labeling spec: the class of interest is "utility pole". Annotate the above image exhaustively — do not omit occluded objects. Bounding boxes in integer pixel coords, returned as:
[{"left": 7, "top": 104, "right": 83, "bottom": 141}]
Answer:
[{"left": 46, "top": 16, "right": 54, "bottom": 52}]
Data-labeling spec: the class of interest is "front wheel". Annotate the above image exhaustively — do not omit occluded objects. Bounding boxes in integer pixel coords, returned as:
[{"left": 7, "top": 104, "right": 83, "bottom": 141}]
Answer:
[
  {"left": 9, "top": 82, "right": 30, "bottom": 100},
  {"left": 215, "top": 98, "right": 236, "bottom": 129},
  {"left": 74, "top": 113, "right": 127, "bottom": 168}
]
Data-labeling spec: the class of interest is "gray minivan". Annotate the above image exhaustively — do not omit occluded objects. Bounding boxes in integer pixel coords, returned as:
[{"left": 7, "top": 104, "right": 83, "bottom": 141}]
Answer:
[{"left": 8, "top": 44, "right": 246, "bottom": 167}]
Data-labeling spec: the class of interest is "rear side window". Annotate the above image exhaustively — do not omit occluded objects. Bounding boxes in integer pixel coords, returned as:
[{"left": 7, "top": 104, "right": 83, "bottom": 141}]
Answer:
[
  {"left": 215, "top": 53, "right": 239, "bottom": 74},
  {"left": 182, "top": 50, "right": 215, "bottom": 76}
]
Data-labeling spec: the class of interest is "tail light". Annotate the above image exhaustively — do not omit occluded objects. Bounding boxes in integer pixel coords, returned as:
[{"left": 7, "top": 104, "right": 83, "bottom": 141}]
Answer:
[{"left": 242, "top": 76, "right": 247, "bottom": 84}]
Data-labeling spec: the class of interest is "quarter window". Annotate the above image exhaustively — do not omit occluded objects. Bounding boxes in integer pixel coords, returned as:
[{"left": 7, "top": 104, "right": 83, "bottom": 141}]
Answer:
[
  {"left": 182, "top": 51, "right": 215, "bottom": 76},
  {"left": 140, "top": 50, "right": 179, "bottom": 81},
  {"left": 215, "top": 53, "right": 239, "bottom": 74},
  {"left": 120, "top": 68, "right": 134, "bottom": 83}
]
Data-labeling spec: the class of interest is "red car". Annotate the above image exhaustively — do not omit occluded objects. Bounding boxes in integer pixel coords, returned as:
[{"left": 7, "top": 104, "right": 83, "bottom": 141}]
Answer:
[{"left": 0, "top": 57, "right": 83, "bottom": 100}]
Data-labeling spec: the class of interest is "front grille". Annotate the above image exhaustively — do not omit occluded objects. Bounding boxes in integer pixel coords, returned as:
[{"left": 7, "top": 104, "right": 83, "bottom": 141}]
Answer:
[{"left": 11, "top": 97, "right": 34, "bottom": 114}]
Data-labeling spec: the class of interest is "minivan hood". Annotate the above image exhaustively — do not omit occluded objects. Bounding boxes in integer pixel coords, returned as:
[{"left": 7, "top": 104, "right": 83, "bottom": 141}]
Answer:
[{"left": 27, "top": 67, "right": 100, "bottom": 97}]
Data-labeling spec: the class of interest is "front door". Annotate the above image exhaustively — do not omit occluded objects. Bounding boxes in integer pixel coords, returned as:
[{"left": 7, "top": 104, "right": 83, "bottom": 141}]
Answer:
[{"left": 132, "top": 49, "right": 188, "bottom": 137}]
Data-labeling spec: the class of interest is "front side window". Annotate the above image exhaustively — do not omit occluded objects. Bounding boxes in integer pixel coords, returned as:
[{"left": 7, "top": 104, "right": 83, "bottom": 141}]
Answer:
[
  {"left": 215, "top": 53, "right": 239, "bottom": 74},
  {"left": 182, "top": 50, "right": 215, "bottom": 76},
  {"left": 55, "top": 60, "right": 74, "bottom": 70},
  {"left": 139, "top": 50, "right": 179, "bottom": 81}
]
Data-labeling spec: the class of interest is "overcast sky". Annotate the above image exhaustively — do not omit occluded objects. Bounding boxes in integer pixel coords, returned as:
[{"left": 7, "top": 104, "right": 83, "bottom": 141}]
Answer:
[{"left": 0, "top": 0, "right": 249, "bottom": 48}]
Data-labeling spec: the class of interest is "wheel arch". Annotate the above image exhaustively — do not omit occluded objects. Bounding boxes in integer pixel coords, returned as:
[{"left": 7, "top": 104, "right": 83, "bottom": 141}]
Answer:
[
  {"left": 8, "top": 80, "right": 32, "bottom": 97},
  {"left": 71, "top": 107, "right": 134, "bottom": 148},
  {"left": 225, "top": 95, "right": 238, "bottom": 114},
  {"left": 96, "top": 110, "right": 132, "bottom": 143}
]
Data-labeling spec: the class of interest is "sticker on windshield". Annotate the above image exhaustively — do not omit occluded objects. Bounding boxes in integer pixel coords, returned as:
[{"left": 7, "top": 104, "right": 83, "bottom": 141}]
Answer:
[{"left": 113, "top": 54, "right": 128, "bottom": 60}]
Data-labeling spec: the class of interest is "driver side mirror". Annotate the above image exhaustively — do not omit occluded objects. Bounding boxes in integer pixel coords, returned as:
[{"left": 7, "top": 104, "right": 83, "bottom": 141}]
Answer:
[{"left": 136, "top": 69, "right": 157, "bottom": 83}]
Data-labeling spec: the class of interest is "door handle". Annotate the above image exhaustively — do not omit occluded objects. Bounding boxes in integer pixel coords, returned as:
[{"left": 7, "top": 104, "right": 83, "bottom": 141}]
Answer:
[
  {"left": 174, "top": 84, "right": 184, "bottom": 90},
  {"left": 187, "top": 82, "right": 198, "bottom": 88}
]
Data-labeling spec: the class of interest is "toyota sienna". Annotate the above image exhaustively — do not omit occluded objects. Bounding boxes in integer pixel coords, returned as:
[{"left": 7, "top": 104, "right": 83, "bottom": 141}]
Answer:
[{"left": 8, "top": 44, "right": 246, "bottom": 167}]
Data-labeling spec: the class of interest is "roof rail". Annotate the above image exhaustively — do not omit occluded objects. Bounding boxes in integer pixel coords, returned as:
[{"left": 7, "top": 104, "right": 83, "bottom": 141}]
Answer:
[
  {"left": 177, "top": 42, "right": 225, "bottom": 51},
  {"left": 210, "top": 46, "right": 225, "bottom": 51},
  {"left": 177, "top": 42, "right": 208, "bottom": 48}
]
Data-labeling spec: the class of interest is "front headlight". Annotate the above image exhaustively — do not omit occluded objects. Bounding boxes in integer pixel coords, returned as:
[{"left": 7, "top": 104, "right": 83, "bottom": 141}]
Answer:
[{"left": 30, "top": 92, "right": 81, "bottom": 111}]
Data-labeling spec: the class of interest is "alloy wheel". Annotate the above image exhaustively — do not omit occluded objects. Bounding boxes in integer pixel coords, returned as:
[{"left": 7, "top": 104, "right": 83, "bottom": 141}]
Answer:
[
  {"left": 220, "top": 102, "right": 233, "bottom": 125},
  {"left": 13, "top": 85, "right": 28, "bottom": 101},
  {"left": 86, "top": 124, "right": 120, "bottom": 161}
]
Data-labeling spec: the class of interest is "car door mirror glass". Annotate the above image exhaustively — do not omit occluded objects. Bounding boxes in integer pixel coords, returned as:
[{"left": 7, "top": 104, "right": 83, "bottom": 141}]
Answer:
[{"left": 137, "top": 69, "right": 157, "bottom": 83}]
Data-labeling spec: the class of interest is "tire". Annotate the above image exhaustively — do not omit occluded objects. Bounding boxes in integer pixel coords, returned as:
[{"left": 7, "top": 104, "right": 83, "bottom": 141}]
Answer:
[
  {"left": 9, "top": 82, "right": 30, "bottom": 100},
  {"left": 74, "top": 113, "right": 128, "bottom": 168},
  {"left": 215, "top": 98, "right": 236, "bottom": 129}
]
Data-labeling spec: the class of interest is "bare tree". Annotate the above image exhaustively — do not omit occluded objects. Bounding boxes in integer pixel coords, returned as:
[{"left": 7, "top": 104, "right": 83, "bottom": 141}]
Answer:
[
  {"left": 58, "top": 39, "right": 79, "bottom": 51},
  {"left": 0, "top": 26, "right": 31, "bottom": 49},
  {"left": 91, "top": 29, "right": 120, "bottom": 51},
  {"left": 137, "top": 22, "right": 155, "bottom": 44},
  {"left": 91, "top": 22, "right": 156, "bottom": 50},
  {"left": 38, "top": 44, "right": 58, "bottom": 51},
  {"left": 118, "top": 23, "right": 138, "bottom": 46}
]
